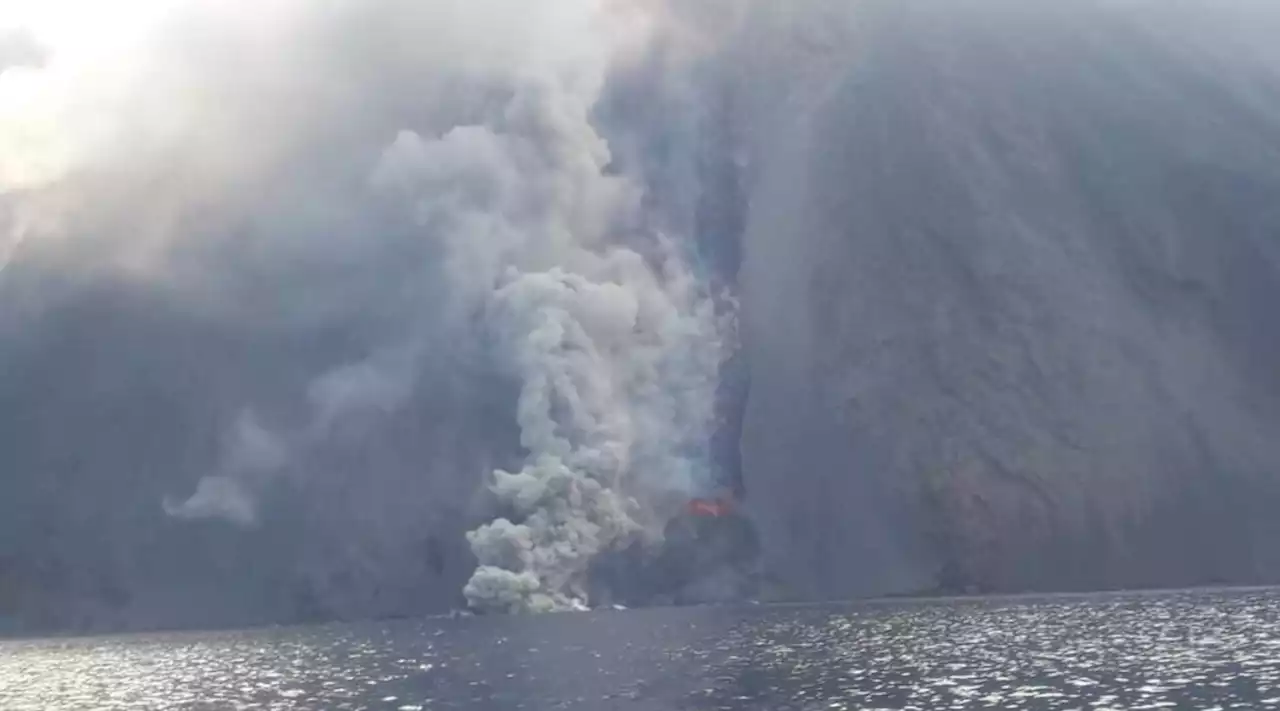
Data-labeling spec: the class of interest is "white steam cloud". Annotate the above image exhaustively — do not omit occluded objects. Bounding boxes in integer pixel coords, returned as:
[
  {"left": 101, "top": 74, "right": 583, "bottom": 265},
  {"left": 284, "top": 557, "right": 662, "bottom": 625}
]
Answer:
[
  {"left": 466, "top": 254, "right": 725, "bottom": 612},
  {"left": 357, "top": 19, "right": 730, "bottom": 612},
  {"left": 7, "top": 0, "right": 733, "bottom": 612}
]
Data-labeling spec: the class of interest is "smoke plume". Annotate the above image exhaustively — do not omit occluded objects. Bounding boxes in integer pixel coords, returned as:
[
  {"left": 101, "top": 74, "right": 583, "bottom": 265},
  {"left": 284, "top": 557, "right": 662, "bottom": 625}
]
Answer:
[
  {"left": 360, "top": 21, "right": 730, "bottom": 611},
  {"left": 0, "top": 0, "right": 732, "bottom": 615}
]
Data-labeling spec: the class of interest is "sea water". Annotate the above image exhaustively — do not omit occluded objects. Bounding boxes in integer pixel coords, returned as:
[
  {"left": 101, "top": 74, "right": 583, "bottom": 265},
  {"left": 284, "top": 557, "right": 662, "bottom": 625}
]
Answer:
[{"left": 3, "top": 588, "right": 1280, "bottom": 709}]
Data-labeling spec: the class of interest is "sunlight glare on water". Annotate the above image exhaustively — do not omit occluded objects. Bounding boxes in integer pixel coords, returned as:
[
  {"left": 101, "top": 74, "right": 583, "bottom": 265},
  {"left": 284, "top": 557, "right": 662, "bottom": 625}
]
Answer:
[{"left": 4, "top": 588, "right": 1280, "bottom": 709}]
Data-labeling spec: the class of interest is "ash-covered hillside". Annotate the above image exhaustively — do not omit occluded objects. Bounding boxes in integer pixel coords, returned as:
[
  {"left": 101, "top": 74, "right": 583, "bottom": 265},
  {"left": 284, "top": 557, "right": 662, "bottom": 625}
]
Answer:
[{"left": 731, "top": 0, "right": 1280, "bottom": 599}]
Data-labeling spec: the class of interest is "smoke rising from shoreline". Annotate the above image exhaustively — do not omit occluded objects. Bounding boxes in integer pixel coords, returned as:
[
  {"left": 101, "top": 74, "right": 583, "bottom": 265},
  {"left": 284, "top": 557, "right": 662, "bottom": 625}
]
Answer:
[
  {"left": 361, "top": 21, "right": 731, "bottom": 611},
  {"left": 2, "top": 0, "right": 733, "bottom": 613}
]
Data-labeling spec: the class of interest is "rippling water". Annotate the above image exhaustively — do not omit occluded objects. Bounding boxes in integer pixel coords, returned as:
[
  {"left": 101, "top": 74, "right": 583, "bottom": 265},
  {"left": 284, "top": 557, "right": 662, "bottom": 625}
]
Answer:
[{"left": 5, "top": 588, "right": 1280, "bottom": 709}]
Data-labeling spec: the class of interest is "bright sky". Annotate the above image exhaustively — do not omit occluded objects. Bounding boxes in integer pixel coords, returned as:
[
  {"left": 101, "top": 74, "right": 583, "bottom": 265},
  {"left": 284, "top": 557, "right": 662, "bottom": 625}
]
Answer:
[
  {"left": 0, "top": 0, "right": 177, "bottom": 191},
  {"left": 0, "top": 0, "right": 173, "bottom": 58}
]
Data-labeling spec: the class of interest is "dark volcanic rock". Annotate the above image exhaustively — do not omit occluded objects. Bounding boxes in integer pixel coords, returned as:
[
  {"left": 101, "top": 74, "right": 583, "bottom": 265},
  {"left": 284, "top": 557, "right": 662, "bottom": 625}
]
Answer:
[{"left": 734, "top": 0, "right": 1280, "bottom": 600}]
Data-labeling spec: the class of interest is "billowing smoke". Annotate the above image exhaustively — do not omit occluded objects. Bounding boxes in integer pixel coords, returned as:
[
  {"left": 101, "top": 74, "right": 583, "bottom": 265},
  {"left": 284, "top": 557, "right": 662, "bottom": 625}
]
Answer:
[
  {"left": 163, "top": 43, "right": 731, "bottom": 610},
  {"left": 359, "top": 31, "right": 731, "bottom": 612},
  {"left": 0, "top": 0, "right": 732, "bottom": 615},
  {"left": 464, "top": 252, "right": 725, "bottom": 612}
]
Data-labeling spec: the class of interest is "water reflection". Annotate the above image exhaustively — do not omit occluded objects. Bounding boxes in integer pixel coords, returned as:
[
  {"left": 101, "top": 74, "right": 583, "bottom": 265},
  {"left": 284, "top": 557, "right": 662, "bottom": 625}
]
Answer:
[
  {"left": 3, "top": 589, "right": 1280, "bottom": 709},
  {"left": 681, "top": 591, "right": 1280, "bottom": 710}
]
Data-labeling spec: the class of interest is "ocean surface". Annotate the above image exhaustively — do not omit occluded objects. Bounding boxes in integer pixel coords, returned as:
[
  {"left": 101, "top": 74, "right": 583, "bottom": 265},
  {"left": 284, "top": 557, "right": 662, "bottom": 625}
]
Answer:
[{"left": 4, "top": 588, "right": 1280, "bottom": 710}]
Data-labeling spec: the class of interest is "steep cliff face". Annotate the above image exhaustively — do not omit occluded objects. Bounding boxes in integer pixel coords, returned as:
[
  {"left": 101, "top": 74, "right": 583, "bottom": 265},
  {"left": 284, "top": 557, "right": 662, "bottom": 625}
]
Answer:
[{"left": 734, "top": 0, "right": 1280, "bottom": 598}]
